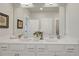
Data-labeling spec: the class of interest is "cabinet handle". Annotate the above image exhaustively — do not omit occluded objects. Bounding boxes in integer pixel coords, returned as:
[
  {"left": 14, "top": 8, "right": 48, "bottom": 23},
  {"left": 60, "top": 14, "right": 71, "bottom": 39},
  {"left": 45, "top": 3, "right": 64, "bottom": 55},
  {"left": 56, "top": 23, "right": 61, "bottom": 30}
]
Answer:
[
  {"left": 28, "top": 48, "right": 34, "bottom": 49},
  {"left": 1, "top": 47, "right": 7, "bottom": 48},
  {"left": 67, "top": 48, "right": 75, "bottom": 50},
  {"left": 39, "top": 48, "right": 45, "bottom": 49}
]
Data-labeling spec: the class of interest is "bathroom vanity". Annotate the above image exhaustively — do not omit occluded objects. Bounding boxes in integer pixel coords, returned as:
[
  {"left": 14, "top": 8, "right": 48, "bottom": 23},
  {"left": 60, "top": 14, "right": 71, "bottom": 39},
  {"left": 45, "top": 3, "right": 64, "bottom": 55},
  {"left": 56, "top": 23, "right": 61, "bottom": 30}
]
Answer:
[
  {"left": 0, "top": 36, "right": 79, "bottom": 56},
  {"left": 0, "top": 3, "right": 79, "bottom": 56}
]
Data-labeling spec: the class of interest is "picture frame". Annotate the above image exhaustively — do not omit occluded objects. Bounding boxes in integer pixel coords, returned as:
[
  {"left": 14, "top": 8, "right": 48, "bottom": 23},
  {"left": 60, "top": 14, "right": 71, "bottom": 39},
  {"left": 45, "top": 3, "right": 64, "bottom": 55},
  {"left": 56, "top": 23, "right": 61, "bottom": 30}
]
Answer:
[
  {"left": 17, "top": 19, "right": 23, "bottom": 29},
  {"left": 0, "top": 12, "right": 9, "bottom": 28}
]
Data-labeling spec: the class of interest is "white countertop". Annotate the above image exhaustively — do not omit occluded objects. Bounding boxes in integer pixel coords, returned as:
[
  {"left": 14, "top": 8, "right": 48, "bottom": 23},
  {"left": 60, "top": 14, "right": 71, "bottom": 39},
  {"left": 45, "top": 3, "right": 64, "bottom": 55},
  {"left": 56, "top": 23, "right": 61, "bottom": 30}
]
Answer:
[{"left": 0, "top": 36, "right": 79, "bottom": 44}]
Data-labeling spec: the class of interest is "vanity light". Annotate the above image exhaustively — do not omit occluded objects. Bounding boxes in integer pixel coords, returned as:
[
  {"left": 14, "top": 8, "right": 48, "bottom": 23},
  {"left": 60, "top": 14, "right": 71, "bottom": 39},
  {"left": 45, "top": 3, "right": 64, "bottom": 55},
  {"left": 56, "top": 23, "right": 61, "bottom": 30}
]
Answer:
[
  {"left": 40, "top": 8, "right": 43, "bottom": 11},
  {"left": 45, "top": 3, "right": 58, "bottom": 7},
  {"left": 48, "top": 3, "right": 53, "bottom": 5},
  {"left": 45, "top": 3, "right": 53, "bottom": 5},
  {"left": 21, "top": 3, "right": 33, "bottom": 7}
]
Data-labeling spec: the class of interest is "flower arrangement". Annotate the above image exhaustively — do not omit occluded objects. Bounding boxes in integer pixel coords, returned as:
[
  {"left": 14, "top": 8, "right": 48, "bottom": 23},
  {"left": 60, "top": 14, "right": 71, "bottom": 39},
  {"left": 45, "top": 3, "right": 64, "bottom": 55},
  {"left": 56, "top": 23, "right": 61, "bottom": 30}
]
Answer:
[{"left": 33, "top": 31, "right": 43, "bottom": 40}]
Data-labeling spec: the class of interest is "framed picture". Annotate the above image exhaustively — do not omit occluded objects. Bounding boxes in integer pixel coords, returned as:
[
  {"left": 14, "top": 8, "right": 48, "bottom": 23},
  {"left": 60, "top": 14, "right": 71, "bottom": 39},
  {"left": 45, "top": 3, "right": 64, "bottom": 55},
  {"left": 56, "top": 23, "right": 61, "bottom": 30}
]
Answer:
[
  {"left": 17, "top": 19, "right": 23, "bottom": 29},
  {"left": 0, "top": 12, "right": 9, "bottom": 28}
]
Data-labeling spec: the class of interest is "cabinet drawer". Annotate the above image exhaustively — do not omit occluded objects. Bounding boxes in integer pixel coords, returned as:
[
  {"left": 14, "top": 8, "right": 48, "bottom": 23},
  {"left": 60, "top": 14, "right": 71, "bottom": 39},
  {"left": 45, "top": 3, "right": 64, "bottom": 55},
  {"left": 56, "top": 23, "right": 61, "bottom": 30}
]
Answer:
[
  {"left": 64, "top": 44, "right": 79, "bottom": 56},
  {"left": 9, "top": 44, "right": 25, "bottom": 51},
  {"left": 24, "top": 44, "right": 36, "bottom": 52},
  {"left": 23, "top": 44, "right": 36, "bottom": 55},
  {"left": 47, "top": 44, "right": 64, "bottom": 52},
  {"left": 36, "top": 44, "right": 48, "bottom": 56},
  {"left": 64, "top": 44, "right": 79, "bottom": 52},
  {"left": 36, "top": 44, "right": 47, "bottom": 52},
  {"left": 0, "top": 44, "right": 9, "bottom": 51}
]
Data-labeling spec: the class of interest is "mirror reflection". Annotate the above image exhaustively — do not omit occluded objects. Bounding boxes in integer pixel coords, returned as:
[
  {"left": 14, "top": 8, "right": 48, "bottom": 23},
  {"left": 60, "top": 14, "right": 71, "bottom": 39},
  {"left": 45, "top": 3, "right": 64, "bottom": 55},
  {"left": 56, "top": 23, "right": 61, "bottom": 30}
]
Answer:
[{"left": 12, "top": 3, "right": 66, "bottom": 41}]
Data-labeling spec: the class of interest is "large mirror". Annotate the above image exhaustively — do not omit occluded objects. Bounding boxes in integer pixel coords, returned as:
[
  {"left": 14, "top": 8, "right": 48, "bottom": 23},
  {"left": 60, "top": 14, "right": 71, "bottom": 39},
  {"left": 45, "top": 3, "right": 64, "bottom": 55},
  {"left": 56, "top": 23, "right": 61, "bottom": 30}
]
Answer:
[{"left": 12, "top": 3, "right": 66, "bottom": 40}]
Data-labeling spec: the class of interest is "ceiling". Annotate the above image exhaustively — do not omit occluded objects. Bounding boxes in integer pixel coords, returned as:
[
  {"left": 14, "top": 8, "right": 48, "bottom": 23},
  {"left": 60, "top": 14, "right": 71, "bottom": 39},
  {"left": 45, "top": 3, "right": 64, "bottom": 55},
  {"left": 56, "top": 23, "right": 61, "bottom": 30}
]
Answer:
[
  {"left": 27, "top": 7, "right": 59, "bottom": 12},
  {"left": 13, "top": 3, "right": 67, "bottom": 12},
  {"left": 20, "top": 3, "right": 67, "bottom": 12},
  {"left": 21, "top": 3, "right": 59, "bottom": 8}
]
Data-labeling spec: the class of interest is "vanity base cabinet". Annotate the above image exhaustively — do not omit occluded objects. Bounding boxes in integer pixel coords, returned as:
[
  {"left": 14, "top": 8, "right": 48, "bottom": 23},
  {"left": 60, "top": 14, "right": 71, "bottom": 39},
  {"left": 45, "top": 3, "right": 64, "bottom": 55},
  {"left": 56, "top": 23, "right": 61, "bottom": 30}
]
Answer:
[
  {"left": 23, "top": 44, "right": 36, "bottom": 56},
  {"left": 0, "top": 43, "right": 79, "bottom": 56},
  {"left": 36, "top": 44, "right": 51, "bottom": 56},
  {"left": 64, "top": 44, "right": 79, "bottom": 56}
]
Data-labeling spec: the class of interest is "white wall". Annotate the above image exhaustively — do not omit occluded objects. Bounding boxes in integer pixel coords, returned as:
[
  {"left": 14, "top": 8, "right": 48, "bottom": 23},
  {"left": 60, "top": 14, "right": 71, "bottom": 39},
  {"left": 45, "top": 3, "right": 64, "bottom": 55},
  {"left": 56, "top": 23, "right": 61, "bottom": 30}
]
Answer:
[
  {"left": 0, "top": 3, "right": 13, "bottom": 39},
  {"left": 66, "top": 3, "right": 79, "bottom": 39},
  {"left": 0, "top": 3, "right": 30, "bottom": 38},
  {"left": 29, "top": 11, "right": 59, "bottom": 36},
  {"left": 13, "top": 5, "right": 30, "bottom": 36}
]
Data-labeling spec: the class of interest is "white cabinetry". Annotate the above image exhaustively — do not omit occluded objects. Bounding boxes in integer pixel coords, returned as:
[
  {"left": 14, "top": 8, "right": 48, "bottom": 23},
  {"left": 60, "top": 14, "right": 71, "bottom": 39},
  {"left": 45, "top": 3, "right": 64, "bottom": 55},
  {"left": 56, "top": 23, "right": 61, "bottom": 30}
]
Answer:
[
  {"left": 64, "top": 44, "right": 79, "bottom": 56},
  {"left": 9, "top": 44, "right": 25, "bottom": 51},
  {"left": 47, "top": 44, "right": 65, "bottom": 56},
  {"left": 0, "top": 44, "right": 9, "bottom": 51},
  {"left": 36, "top": 44, "right": 48, "bottom": 56},
  {"left": 0, "top": 43, "right": 9, "bottom": 56},
  {"left": 0, "top": 43, "right": 79, "bottom": 56},
  {"left": 23, "top": 44, "right": 36, "bottom": 56}
]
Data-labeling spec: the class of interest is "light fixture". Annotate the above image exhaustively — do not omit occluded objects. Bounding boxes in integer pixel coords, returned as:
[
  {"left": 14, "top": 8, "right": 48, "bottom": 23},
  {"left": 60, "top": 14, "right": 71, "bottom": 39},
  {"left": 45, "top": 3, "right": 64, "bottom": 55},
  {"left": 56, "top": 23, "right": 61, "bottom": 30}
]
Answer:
[
  {"left": 40, "top": 8, "right": 43, "bottom": 11},
  {"left": 45, "top": 3, "right": 58, "bottom": 7},
  {"left": 45, "top": 3, "right": 53, "bottom": 5},
  {"left": 20, "top": 3, "right": 33, "bottom": 8},
  {"left": 48, "top": 3, "right": 53, "bottom": 5},
  {"left": 21, "top": 3, "right": 33, "bottom": 6}
]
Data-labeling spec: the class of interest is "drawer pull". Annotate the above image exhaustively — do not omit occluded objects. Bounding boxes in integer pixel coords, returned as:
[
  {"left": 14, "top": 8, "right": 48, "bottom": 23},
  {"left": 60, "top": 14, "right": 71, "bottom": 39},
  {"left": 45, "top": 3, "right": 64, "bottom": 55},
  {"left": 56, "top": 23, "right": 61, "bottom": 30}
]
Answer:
[
  {"left": 67, "top": 48, "right": 75, "bottom": 50},
  {"left": 66, "top": 51, "right": 74, "bottom": 53},
  {"left": 1, "top": 47, "right": 7, "bottom": 48},
  {"left": 38, "top": 48, "right": 45, "bottom": 49},
  {"left": 14, "top": 53, "right": 20, "bottom": 56},
  {"left": 28, "top": 48, "right": 34, "bottom": 49}
]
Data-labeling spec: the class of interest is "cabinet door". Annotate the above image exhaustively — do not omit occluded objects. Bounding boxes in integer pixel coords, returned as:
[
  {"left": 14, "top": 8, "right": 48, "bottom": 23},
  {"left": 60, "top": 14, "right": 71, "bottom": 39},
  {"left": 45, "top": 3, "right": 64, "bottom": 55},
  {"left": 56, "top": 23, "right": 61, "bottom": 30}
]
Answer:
[
  {"left": 0, "top": 44, "right": 9, "bottom": 51},
  {"left": 47, "top": 44, "right": 64, "bottom": 52},
  {"left": 64, "top": 44, "right": 79, "bottom": 56},
  {"left": 9, "top": 44, "right": 25, "bottom": 51},
  {"left": 47, "top": 44, "right": 65, "bottom": 56},
  {"left": 54, "top": 51, "right": 65, "bottom": 56},
  {"left": 36, "top": 44, "right": 49, "bottom": 56},
  {"left": 23, "top": 44, "right": 36, "bottom": 56},
  {"left": 0, "top": 44, "right": 9, "bottom": 56}
]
